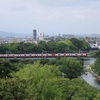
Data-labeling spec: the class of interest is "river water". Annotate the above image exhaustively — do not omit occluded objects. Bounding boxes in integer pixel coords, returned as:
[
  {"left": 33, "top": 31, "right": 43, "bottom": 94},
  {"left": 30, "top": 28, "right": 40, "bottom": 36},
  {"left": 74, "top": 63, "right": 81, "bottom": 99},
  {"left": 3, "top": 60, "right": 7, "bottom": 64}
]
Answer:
[{"left": 81, "top": 57, "right": 100, "bottom": 89}]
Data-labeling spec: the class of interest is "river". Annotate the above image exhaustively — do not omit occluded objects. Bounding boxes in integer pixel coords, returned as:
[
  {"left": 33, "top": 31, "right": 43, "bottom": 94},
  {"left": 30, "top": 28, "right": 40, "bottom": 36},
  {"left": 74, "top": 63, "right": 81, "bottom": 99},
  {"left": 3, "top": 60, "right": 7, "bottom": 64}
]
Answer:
[{"left": 81, "top": 57, "right": 100, "bottom": 89}]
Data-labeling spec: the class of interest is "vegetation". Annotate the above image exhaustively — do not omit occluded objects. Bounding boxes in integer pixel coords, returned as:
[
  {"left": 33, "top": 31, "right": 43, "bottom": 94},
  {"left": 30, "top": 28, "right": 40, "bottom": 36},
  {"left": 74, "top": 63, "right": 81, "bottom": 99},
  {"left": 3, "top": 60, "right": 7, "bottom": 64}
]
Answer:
[
  {"left": 0, "top": 38, "right": 90, "bottom": 54},
  {"left": 55, "top": 58, "right": 84, "bottom": 79},
  {"left": 94, "top": 59, "right": 100, "bottom": 75},
  {"left": 91, "top": 50, "right": 100, "bottom": 75},
  {"left": 95, "top": 50, "right": 100, "bottom": 58},
  {"left": 0, "top": 59, "right": 100, "bottom": 99},
  {"left": 70, "top": 38, "right": 90, "bottom": 51},
  {"left": 0, "top": 59, "right": 18, "bottom": 78},
  {"left": 0, "top": 39, "right": 99, "bottom": 99},
  {"left": 89, "top": 51, "right": 96, "bottom": 57}
]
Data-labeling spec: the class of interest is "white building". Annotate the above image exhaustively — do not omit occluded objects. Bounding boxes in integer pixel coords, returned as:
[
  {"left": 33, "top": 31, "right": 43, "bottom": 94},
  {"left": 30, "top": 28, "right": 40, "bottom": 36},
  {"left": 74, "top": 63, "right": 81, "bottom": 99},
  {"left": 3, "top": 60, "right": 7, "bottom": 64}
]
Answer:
[
  {"left": 90, "top": 43, "right": 98, "bottom": 48},
  {"left": 39, "top": 33, "right": 44, "bottom": 41}
]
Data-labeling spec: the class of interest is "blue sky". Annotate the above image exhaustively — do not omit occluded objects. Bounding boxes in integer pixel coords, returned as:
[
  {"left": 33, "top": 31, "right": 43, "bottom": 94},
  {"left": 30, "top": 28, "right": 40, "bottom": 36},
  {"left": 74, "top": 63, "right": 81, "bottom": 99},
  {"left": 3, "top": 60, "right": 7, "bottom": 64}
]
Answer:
[{"left": 0, "top": 0, "right": 100, "bottom": 35}]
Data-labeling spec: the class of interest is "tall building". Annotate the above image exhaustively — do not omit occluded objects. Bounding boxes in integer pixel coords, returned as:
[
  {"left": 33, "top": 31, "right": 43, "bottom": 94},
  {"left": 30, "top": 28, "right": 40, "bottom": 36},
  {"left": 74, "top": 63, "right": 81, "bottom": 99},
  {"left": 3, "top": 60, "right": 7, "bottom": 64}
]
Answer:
[{"left": 33, "top": 29, "right": 37, "bottom": 41}]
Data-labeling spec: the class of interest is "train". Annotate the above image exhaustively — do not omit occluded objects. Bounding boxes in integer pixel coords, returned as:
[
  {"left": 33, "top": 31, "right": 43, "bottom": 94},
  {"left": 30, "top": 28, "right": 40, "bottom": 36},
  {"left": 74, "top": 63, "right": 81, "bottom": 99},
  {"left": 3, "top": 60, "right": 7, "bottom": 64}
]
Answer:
[{"left": 0, "top": 53, "right": 88, "bottom": 58}]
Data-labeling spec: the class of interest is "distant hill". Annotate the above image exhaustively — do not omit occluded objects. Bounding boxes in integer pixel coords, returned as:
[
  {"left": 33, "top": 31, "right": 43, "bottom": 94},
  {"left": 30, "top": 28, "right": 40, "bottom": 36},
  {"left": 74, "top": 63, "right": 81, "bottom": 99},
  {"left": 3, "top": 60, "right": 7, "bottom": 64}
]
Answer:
[
  {"left": 0, "top": 31, "right": 32, "bottom": 38},
  {"left": 0, "top": 31, "right": 18, "bottom": 38}
]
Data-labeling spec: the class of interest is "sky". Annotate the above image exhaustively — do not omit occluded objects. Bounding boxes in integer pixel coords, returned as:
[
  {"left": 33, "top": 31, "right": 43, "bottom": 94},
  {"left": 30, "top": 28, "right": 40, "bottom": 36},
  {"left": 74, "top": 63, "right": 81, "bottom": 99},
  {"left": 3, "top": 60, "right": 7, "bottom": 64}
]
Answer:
[{"left": 0, "top": 0, "right": 100, "bottom": 36}]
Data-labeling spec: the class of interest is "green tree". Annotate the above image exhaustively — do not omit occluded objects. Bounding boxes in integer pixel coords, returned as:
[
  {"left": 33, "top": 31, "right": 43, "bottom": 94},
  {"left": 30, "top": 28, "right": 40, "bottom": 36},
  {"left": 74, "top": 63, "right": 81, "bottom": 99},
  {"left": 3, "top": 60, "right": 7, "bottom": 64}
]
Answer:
[
  {"left": 47, "top": 41, "right": 58, "bottom": 53},
  {"left": 0, "top": 62, "right": 99, "bottom": 100},
  {"left": 59, "top": 78, "right": 99, "bottom": 100},
  {"left": 0, "top": 44, "right": 9, "bottom": 54},
  {"left": 56, "top": 42, "right": 68, "bottom": 53},
  {"left": 95, "top": 50, "right": 100, "bottom": 58},
  {"left": 93, "top": 58, "right": 100, "bottom": 75},
  {"left": 40, "top": 58, "right": 49, "bottom": 65},
  {"left": 14, "top": 62, "right": 62, "bottom": 99},
  {"left": 0, "top": 77, "right": 30, "bottom": 99},
  {"left": 0, "top": 59, "right": 17, "bottom": 78},
  {"left": 70, "top": 38, "right": 90, "bottom": 51},
  {"left": 63, "top": 39, "right": 77, "bottom": 51},
  {"left": 93, "top": 92, "right": 100, "bottom": 100},
  {"left": 56, "top": 58, "right": 84, "bottom": 79},
  {"left": 8, "top": 43, "right": 19, "bottom": 53}
]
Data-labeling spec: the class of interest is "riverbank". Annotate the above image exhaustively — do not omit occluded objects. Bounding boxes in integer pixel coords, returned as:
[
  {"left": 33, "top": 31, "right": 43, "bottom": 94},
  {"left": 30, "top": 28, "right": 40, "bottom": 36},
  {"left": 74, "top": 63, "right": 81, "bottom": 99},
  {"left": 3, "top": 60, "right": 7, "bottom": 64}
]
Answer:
[
  {"left": 81, "top": 58, "right": 100, "bottom": 89},
  {"left": 88, "top": 66, "right": 100, "bottom": 81}
]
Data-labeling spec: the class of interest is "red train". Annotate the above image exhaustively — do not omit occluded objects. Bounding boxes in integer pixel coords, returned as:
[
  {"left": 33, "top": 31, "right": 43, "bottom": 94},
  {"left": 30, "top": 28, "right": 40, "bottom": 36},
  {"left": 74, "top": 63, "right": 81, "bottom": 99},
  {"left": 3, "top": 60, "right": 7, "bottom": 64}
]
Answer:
[{"left": 0, "top": 53, "right": 88, "bottom": 58}]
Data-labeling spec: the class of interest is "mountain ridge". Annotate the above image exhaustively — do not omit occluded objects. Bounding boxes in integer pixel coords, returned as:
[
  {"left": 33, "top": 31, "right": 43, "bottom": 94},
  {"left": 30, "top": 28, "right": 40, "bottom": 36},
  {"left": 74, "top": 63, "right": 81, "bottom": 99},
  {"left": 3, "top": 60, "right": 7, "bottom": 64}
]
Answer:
[{"left": 0, "top": 31, "right": 32, "bottom": 38}]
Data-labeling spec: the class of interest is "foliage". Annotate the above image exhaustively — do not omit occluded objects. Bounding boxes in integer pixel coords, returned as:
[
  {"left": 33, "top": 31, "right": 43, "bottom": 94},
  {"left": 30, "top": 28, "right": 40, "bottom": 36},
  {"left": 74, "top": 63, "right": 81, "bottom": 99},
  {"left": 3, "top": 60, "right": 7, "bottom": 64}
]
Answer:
[
  {"left": 91, "top": 51, "right": 100, "bottom": 75},
  {"left": 0, "top": 62, "right": 100, "bottom": 99},
  {"left": 70, "top": 38, "right": 90, "bottom": 51},
  {"left": 95, "top": 50, "right": 100, "bottom": 58},
  {"left": 0, "top": 59, "right": 18, "bottom": 78},
  {"left": 59, "top": 78, "right": 99, "bottom": 100},
  {"left": 0, "top": 44, "right": 9, "bottom": 54},
  {"left": 15, "top": 62, "right": 62, "bottom": 99},
  {"left": 19, "top": 59, "right": 34, "bottom": 64},
  {"left": 92, "top": 58, "right": 100, "bottom": 75},
  {"left": 0, "top": 38, "right": 90, "bottom": 54},
  {"left": 89, "top": 51, "right": 97, "bottom": 57},
  {"left": 56, "top": 58, "right": 84, "bottom": 79},
  {"left": 8, "top": 42, "right": 38, "bottom": 54},
  {"left": 93, "top": 92, "right": 100, "bottom": 100},
  {"left": 0, "top": 77, "right": 30, "bottom": 99},
  {"left": 62, "top": 39, "right": 77, "bottom": 52},
  {"left": 40, "top": 58, "right": 50, "bottom": 65}
]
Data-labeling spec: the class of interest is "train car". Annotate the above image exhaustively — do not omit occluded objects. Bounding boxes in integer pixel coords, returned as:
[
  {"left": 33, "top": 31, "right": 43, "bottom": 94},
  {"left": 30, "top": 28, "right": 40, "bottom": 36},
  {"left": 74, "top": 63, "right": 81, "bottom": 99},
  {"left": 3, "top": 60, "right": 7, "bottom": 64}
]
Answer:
[{"left": 0, "top": 52, "right": 88, "bottom": 58}]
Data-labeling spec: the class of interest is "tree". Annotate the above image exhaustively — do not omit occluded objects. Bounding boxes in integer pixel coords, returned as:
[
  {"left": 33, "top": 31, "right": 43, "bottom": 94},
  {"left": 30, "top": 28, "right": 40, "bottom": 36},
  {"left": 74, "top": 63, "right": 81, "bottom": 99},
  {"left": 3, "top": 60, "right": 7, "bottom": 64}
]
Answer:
[
  {"left": 62, "top": 39, "right": 77, "bottom": 52},
  {"left": 47, "top": 41, "right": 58, "bottom": 53},
  {"left": 56, "top": 58, "right": 84, "bottom": 79},
  {"left": 56, "top": 42, "right": 68, "bottom": 53},
  {"left": 92, "top": 50, "right": 100, "bottom": 75},
  {"left": 8, "top": 43, "right": 19, "bottom": 53},
  {"left": 40, "top": 58, "right": 49, "bottom": 65},
  {"left": 0, "top": 59, "right": 18, "bottom": 78},
  {"left": 14, "top": 62, "right": 62, "bottom": 99},
  {"left": 95, "top": 50, "right": 100, "bottom": 58},
  {"left": 93, "top": 58, "right": 100, "bottom": 75},
  {"left": 70, "top": 38, "right": 90, "bottom": 51},
  {"left": 59, "top": 78, "right": 99, "bottom": 100},
  {"left": 0, "top": 62, "right": 99, "bottom": 100},
  {"left": 0, "top": 77, "right": 30, "bottom": 99},
  {"left": 93, "top": 92, "right": 100, "bottom": 100},
  {"left": 0, "top": 44, "right": 9, "bottom": 54}
]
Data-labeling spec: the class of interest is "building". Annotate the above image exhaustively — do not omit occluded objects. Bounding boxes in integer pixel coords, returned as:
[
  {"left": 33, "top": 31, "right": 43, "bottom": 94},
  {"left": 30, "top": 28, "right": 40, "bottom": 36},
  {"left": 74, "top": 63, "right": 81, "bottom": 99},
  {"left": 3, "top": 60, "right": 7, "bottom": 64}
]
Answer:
[
  {"left": 33, "top": 29, "right": 37, "bottom": 41},
  {"left": 39, "top": 33, "right": 44, "bottom": 41}
]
